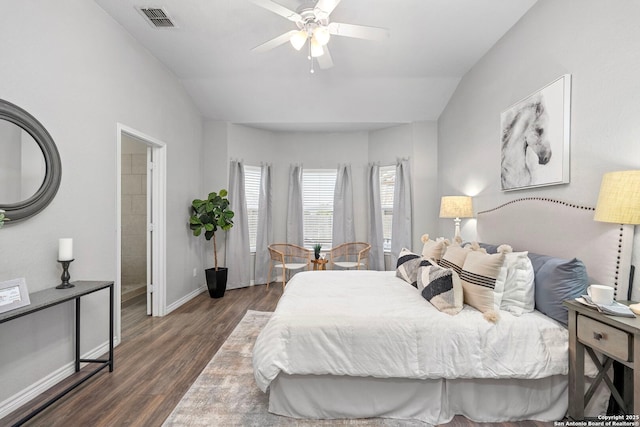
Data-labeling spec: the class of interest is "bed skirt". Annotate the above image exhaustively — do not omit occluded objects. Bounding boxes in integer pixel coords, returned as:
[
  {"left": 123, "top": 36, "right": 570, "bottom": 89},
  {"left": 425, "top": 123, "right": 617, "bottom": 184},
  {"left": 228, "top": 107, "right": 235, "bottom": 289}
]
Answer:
[{"left": 268, "top": 373, "right": 610, "bottom": 424}]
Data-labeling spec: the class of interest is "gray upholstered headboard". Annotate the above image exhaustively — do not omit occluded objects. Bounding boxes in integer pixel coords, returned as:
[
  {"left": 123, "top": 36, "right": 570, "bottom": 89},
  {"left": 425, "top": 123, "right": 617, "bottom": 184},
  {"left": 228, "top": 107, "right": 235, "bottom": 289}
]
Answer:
[{"left": 477, "top": 198, "right": 634, "bottom": 301}]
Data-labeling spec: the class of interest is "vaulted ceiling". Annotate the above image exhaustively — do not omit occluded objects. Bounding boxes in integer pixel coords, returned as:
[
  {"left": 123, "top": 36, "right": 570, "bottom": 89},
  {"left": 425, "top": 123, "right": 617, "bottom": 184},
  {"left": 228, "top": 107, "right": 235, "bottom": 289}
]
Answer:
[{"left": 95, "top": 0, "right": 537, "bottom": 131}]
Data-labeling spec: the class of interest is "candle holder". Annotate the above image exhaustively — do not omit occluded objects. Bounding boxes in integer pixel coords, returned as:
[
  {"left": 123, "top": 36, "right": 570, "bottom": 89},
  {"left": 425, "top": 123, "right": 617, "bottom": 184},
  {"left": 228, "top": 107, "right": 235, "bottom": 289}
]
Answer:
[{"left": 56, "top": 259, "right": 75, "bottom": 289}]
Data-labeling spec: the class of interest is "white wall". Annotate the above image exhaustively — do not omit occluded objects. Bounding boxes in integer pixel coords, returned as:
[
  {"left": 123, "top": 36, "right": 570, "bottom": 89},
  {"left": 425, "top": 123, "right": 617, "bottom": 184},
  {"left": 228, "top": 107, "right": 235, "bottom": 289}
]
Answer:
[
  {"left": 198, "top": 121, "right": 229, "bottom": 273},
  {"left": 438, "top": 0, "right": 640, "bottom": 293},
  {"left": 0, "top": 0, "right": 203, "bottom": 410},
  {"left": 369, "top": 122, "right": 439, "bottom": 253}
]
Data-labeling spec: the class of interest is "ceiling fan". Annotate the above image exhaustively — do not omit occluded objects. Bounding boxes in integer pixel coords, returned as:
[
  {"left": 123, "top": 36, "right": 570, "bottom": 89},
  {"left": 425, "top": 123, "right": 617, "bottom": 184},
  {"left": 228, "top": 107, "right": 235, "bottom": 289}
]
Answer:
[{"left": 251, "top": 0, "right": 390, "bottom": 73}]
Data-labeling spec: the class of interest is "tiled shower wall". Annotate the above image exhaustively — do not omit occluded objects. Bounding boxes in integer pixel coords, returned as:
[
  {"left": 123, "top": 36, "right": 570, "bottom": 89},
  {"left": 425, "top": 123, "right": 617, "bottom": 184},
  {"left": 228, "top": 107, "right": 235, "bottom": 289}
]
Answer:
[{"left": 121, "top": 136, "right": 147, "bottom": 291}]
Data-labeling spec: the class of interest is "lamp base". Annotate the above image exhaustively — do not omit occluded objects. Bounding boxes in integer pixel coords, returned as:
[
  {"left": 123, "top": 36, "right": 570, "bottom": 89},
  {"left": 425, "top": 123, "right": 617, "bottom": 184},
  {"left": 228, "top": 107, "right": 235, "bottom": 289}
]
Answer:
[{"left": 453, "top": 218, "right": 462, "bottom": 244}]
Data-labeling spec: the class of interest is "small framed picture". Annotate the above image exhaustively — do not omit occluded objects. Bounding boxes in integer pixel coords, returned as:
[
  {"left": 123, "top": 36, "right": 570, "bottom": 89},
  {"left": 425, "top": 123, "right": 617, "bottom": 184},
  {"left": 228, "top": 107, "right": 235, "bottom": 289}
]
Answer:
[{"left": 0, "top": 278, "right": 31, "bottom": 314}]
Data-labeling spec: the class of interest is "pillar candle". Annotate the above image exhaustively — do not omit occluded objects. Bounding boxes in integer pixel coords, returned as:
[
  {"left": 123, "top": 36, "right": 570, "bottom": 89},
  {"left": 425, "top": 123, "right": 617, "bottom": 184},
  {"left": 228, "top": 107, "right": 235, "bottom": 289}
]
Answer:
[{"left": 58, "top": 238, "right": 73, "bottom": 261}]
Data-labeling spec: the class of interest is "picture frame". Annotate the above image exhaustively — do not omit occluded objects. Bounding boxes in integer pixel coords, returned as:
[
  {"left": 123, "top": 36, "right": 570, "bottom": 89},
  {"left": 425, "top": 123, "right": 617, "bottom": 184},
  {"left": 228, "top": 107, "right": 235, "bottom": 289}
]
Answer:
[
  {"left": 500, "top": 74, "right": 571, "bottom": 191},
  {"left": 0, "top": 278, "right": 31, "bottom": 314}
]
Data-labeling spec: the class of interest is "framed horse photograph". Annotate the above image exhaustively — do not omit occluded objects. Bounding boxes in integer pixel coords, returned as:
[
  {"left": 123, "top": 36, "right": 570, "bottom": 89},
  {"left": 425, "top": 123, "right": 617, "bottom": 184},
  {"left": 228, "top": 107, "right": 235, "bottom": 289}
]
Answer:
[{"left": 500, "top": 74, "right": 571, "bottom": 191}]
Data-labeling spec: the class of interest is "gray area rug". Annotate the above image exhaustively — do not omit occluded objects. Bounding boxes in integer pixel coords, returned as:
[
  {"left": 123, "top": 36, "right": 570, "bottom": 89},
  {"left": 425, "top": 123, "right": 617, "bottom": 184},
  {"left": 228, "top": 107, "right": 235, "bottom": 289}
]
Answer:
[{"left": 162, "top": 310, "right": 427, "bottom": 426}]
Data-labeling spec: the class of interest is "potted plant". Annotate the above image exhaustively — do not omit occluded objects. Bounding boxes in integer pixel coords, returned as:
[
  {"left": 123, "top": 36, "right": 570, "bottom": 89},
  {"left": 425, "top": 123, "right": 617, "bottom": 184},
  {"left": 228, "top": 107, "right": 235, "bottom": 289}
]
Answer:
[
  {"left": 313, "top": 243, "right": 322, "bottom": 260},
  {"left": 189, "top": 190, "right": 234, "bottom": 298}
]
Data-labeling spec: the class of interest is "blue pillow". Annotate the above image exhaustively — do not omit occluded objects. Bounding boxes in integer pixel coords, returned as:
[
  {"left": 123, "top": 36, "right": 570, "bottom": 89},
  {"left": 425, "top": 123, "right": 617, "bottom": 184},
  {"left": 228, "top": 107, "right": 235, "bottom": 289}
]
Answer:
[
  {"left": 532, "top": 256, "right": 588, "bottom": 327},
  {"left": 476, "top": 242, "right": 588, "bottom": 326},
  {"left": 478, "top": 242, "right": 499, "bottom": 254}
]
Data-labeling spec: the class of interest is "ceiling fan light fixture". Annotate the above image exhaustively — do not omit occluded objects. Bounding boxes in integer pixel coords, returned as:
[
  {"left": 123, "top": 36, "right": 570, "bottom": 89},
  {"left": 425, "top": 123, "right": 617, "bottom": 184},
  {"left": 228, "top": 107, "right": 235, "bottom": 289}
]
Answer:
[
  {"left": 310, "top": 38, "right": 324, "bottom": 57},
  {"left": 313, "top": 26, "right": 330, "bottom": 46},
  {"left": 251, "top": 0, "right": 390, "bottom": 72},
  {"left": 290, "top": 30, "right": 308, "bottom": 50},
  {"left": 313, "top": 26, "right": 331, "bottom": 46}
]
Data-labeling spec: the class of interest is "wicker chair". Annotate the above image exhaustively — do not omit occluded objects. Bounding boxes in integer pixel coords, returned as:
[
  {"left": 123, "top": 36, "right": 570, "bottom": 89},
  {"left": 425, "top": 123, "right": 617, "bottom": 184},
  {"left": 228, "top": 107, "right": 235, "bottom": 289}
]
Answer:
[
  {"left": 267, "top": 243, "right": 312, "bottom": 290},
  {"left": 329, "top": 242, "right": 371, "bottom": 270}
]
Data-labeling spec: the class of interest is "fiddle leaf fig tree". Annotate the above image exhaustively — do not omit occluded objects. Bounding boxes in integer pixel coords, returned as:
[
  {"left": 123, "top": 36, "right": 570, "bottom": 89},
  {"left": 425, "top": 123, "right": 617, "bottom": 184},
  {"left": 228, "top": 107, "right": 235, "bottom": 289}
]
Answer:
[
  {"left": 0, "top": 209, "right": 8, "bottom": 229},
  {"left": 189, "top": 189, "right": 234, "bottom": 271}
]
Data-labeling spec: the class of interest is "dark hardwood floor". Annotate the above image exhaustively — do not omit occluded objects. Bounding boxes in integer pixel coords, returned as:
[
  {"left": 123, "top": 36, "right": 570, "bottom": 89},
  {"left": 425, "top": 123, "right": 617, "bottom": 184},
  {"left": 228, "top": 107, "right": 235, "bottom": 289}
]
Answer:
[
  {"left": 2, "top": 285, "right": 283, "bottom": 427},
  {"left": 2, "top": 284, "right": 552, "bottom": 427}
]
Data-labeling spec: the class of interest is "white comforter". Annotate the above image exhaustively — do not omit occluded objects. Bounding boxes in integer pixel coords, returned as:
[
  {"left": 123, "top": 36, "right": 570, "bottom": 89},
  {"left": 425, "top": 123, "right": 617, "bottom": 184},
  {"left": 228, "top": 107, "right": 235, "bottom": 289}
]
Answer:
[{"left": 253, "top": 270, "right": 593, "bottom": 392}]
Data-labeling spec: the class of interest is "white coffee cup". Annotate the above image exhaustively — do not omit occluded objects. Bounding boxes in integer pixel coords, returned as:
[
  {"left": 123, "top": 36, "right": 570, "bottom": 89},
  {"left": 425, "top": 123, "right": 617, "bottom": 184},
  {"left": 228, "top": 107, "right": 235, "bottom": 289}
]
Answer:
[{"left": 587, "top": 284, "right": 614, "bottom": 305}]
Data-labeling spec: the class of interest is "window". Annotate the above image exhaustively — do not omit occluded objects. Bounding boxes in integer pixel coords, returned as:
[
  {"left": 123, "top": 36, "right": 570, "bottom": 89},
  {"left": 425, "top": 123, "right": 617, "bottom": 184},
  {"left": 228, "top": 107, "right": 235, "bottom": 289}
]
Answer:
[
  {"left": 379, "top": 165, "right": 395, "bottom": 251},
  {"left": 302, "top": 169, "right": 337, "bottom": 249},
  {"left": 244, "top": 165, "right": 261, "bottom": 252}
]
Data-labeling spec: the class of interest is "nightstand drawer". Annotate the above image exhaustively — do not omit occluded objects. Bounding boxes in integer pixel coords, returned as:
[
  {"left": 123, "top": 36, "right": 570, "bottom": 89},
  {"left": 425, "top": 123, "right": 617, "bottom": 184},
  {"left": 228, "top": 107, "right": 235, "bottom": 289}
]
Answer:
[{"left": 577, "top": 314, "right": 630, "bottom": 361}]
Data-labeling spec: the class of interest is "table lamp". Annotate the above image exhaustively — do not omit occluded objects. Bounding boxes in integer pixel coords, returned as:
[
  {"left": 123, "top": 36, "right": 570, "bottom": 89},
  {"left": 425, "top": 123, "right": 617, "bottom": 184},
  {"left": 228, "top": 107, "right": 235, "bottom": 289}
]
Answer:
[
  {"left": 594, "top": 170, "right": 640, "bottom": 225},
  {"left": 439, "top": 196, "right": 473, "bottom": 243}
]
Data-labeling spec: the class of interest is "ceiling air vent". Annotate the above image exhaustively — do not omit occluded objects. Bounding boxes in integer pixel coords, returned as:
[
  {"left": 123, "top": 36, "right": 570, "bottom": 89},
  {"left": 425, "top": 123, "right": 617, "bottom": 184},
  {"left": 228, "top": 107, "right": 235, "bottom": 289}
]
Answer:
[{"left": 138, "top": 7, "right": 176, "bottom": 28}]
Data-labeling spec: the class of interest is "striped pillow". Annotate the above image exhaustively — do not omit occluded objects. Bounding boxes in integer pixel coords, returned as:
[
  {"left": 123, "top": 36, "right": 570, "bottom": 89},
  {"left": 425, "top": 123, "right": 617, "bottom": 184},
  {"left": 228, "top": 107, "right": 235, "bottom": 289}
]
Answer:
[
  {"left": 439, "top": 244, "right": 472, "bottom": 275},
  {"left": 460, "top": 249, "right": 508, "bottom": 321},
  {"left": 396, "top": 248, "right": 422, "bottom": 288}
]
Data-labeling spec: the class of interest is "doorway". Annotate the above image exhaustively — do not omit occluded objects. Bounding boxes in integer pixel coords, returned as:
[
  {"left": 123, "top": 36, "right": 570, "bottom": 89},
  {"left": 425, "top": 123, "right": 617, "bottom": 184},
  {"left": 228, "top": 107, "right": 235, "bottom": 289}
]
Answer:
[
  {"left": 116, "top": 124, "right": 166, "bottom": 344},
  {"left": 120, "top": 136, "right": 149, "bottom": 310}
]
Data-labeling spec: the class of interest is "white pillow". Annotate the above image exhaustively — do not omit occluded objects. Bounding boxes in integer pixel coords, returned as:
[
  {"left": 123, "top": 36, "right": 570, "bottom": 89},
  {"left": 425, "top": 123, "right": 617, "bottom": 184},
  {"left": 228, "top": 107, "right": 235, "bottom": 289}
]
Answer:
[{"left": 499, "top": 251, "right": 535, "bottom": 316}]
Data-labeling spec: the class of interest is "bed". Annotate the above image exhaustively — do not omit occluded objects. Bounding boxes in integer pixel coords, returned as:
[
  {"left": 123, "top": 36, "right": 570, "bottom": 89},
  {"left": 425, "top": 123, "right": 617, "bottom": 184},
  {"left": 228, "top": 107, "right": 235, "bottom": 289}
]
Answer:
[{"left": 253, "top": 198, "right": 635, "bottom": 424}]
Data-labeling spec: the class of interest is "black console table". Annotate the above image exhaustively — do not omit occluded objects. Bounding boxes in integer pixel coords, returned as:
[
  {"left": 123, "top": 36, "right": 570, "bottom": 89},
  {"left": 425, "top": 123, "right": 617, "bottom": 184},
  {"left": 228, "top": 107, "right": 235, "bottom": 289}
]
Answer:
[{"left": 0, "top": 281, "right": 114, "bottom": 426}]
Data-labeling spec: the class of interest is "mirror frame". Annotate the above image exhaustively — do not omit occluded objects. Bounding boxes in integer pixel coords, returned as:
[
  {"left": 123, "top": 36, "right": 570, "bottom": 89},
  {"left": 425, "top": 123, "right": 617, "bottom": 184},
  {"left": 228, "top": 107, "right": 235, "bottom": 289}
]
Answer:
[{"left": 0, "top": 99, "right": 61, "bottom": 222}]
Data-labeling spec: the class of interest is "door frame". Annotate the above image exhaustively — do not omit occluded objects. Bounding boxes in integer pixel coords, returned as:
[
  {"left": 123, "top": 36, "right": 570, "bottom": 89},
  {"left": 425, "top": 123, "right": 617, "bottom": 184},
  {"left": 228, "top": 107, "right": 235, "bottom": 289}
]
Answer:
[{"left": 115, "top": 123, "right": 167, "bottom": 341}]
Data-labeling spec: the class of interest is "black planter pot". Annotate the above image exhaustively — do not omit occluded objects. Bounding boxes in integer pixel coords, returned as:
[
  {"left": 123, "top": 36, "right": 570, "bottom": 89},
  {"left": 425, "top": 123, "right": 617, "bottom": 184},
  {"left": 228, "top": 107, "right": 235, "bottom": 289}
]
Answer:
[{"left": 205, "top": 267, "right": 228, "bottom": 298}]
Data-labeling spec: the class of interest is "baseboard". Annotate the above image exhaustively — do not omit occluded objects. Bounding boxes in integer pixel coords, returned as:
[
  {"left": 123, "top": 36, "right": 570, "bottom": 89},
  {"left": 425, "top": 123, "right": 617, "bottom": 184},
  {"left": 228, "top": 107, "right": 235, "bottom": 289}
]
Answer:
[
  {"left": 0, "top": 338, "right": 117, "bottom": 420},
  {"left": 165, "top": 285, "right": 207, "bottom": 315}
]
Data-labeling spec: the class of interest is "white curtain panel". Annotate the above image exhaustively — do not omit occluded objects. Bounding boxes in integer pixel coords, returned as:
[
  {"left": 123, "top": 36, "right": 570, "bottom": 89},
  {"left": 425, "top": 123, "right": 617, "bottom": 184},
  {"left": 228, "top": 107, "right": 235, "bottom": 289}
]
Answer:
[
  {"left": 226, "top": 159, "right": 250, "bottom": 289},
  {"left": 287, "top": 164, "right": 304, "bottom": 246},
  {"left": 332, "top": 164, "right": 355, "bottom": 247},
  {"left": 367, "top": 163, "right": 385, "bottom": 271},
  {"left": 254, "top": 163, "right": 272, "bottom": 285},
  {"left": 390, "top": 158, "right": 412, "bottom": 267}
]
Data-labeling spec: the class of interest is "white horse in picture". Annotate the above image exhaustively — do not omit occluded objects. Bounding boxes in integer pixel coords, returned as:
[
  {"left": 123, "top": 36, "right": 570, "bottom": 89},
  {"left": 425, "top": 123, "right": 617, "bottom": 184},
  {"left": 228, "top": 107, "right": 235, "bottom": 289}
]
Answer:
[{"left": 501, "top": 94, "right": 552, "bottom": 190}]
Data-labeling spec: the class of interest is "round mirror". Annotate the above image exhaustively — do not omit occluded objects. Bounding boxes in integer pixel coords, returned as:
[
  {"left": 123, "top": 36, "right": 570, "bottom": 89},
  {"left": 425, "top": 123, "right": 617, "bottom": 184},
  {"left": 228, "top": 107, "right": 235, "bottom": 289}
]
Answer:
[
  {"left": 0, "top": 99, "right": 61, "bottom": 222},
  {"left": 0, "top": 122, "right": 46, "bottom": 204}
]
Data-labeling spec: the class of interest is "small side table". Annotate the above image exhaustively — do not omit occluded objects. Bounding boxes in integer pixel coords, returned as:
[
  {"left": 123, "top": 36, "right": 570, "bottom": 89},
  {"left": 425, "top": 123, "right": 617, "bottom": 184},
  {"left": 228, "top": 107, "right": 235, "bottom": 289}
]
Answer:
[
  {"left": 311, "top": 258, "right": 328, "bottom": 271},
  {"left": 0, "top": 281, "right": 114, "bottom": 426},
  {"left": 564, "top": 299, "right": 640, "bottom": 419}
]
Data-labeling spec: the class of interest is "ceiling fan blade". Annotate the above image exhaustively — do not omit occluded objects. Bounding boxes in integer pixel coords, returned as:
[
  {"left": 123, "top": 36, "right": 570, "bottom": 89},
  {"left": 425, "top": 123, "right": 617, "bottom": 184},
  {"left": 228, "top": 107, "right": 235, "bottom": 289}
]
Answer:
[
  {"left": 252, "top": 30, "right": 298, "bottom": 53},
  {"left": 317, "top": 45, "right": 334, "bottom": 69},
  {"left": 250, "top": 0, "right": 302, "bottom": 22},
  {"left": 314, "top": 0, "right": 341, "bottom": 20},
  {"left": 327, "top": 22, "right": 390, "bottom": 41}
]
